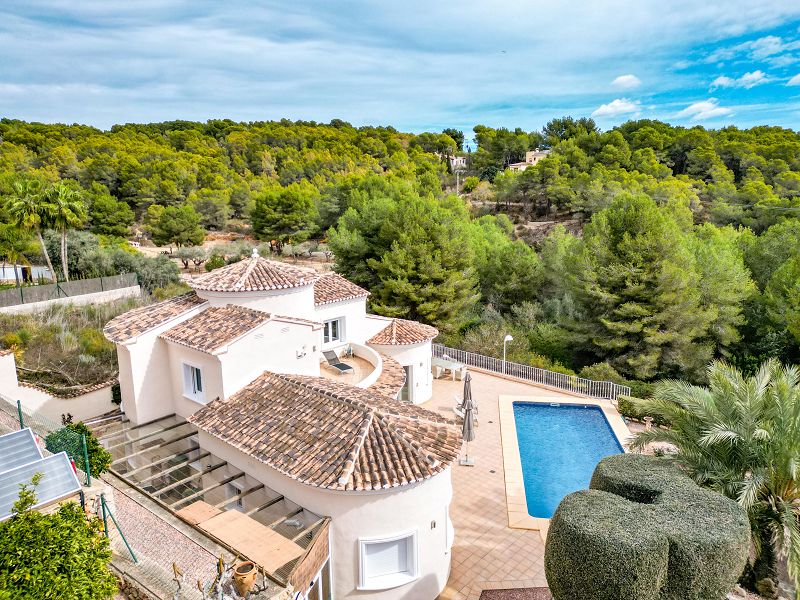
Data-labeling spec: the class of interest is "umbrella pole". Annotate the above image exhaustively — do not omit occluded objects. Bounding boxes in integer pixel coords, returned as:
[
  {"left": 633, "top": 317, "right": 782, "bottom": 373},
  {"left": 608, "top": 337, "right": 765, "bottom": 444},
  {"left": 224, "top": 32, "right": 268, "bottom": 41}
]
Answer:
[{"left": 459, "top": 440, "right": 474, "bottom": 467}]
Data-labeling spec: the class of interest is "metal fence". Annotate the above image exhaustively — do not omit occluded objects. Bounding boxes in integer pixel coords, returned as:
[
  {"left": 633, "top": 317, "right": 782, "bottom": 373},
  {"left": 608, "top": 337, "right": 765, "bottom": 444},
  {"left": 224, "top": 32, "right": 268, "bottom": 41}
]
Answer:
[
  {"left": 0, "top": 272, "right": 138, "bottom": 308},
  {"left": 433, "top": 343, "right": 631, "bottom": 400}
]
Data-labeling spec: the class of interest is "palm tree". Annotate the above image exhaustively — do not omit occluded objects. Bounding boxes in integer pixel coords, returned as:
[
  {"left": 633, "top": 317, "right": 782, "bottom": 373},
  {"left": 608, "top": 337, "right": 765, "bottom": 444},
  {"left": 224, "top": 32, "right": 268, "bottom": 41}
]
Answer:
[
  {"left": 4, "top": 178, "right": 56, "bottom": 281},
  {"left": 0, "top": 224, "right": 34, "bottom": 287},
  {"left": 45, "top": 183, "right": 87, "bottom": 282},
  {"left": 630, "top": 360, "right": 800, "bottom": 593}
]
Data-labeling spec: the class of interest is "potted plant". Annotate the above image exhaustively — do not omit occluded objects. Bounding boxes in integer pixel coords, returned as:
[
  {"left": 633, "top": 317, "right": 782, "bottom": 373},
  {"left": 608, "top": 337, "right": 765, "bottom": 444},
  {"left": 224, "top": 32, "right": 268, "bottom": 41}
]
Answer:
[{"left": 233, "top": 561, "right": 256, "bottom": 597}]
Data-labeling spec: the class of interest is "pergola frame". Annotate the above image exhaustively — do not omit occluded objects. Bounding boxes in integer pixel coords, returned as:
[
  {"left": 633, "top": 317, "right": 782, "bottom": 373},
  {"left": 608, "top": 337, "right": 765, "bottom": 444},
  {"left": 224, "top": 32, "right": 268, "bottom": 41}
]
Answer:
[
  {"left": 110, "top": 430, "right": 198, "bottom": 465},
  {"left": 105, "top": 420, "right": 189, "bottom": 451}
]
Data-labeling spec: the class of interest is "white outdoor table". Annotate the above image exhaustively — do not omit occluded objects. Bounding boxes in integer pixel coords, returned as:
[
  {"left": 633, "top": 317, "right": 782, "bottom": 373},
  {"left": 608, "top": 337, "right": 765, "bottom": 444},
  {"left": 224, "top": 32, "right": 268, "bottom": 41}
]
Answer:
[{"left": 432, "top": 357, "right": 466, "bottom": 380}]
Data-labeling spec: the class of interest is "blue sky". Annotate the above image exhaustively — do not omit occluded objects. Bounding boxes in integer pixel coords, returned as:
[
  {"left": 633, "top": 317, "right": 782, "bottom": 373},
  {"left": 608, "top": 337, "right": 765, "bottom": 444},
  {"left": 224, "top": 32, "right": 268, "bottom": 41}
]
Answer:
[{"left": 2, "top": 1, "right": 800, "bottom": 134}]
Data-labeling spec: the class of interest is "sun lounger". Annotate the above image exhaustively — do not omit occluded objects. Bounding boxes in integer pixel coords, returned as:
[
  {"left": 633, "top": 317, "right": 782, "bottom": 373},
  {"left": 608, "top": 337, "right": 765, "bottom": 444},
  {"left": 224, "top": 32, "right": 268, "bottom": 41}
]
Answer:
[{"left": 323, "top": 350, "right": 354, "bottom": 375}]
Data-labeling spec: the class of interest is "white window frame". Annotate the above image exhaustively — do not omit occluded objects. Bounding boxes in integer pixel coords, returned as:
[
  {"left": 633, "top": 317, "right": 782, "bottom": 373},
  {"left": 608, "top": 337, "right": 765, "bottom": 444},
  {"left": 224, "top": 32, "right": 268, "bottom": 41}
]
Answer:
[
  {"left": 323, "top": 317, "right": 344, "bottom": 345},
  {"left": 358, "top": 530, "right": 419, "bottom": 590},
  {"left": 182, "top": 363, "right": 205, "bottom": 403}
]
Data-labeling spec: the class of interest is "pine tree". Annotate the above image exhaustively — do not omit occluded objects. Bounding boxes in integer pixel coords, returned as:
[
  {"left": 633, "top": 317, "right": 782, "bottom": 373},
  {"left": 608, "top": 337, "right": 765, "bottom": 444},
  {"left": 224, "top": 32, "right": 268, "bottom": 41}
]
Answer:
[{"left": 573, "top": 194, "right": 713, "bottom": 380}]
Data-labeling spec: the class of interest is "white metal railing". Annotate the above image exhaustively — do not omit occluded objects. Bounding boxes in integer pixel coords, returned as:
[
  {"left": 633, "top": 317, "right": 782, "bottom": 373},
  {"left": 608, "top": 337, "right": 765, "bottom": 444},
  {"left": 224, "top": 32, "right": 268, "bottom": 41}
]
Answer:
[{"left": 432, "top": 343, "right": 630, "bottom": 400}]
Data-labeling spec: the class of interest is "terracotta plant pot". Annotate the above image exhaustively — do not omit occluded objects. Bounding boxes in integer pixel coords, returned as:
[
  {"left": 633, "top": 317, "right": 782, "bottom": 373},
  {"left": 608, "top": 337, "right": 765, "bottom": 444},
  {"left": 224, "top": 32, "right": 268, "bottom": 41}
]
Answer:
[{"left": 233, "top": 561, "right": 257, "bottom": 597}]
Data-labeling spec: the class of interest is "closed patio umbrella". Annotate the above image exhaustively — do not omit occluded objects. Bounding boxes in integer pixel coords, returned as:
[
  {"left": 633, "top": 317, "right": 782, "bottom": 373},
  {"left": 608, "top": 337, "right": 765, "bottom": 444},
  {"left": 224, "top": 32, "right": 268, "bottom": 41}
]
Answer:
[
  {"left": 460, "top": 382, "right": 476, "bottom": 466},
  {"left": 460, "top": 372, "right": 473, "bottom": 411}
]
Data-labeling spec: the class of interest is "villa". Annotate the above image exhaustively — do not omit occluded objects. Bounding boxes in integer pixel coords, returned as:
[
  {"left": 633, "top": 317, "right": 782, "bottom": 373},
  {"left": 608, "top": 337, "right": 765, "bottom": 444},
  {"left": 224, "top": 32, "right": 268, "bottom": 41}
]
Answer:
[
  {"left": 102, "top": 251, "right": 457, "bottom": 599},
  {"left": 508, "top": 149, "right": 550, "bottom": 172}
]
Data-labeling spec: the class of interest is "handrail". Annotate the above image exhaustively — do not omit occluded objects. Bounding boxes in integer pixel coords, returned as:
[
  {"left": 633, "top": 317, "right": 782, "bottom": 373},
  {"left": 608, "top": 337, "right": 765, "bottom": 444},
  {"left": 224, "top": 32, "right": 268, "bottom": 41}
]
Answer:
[{"left": 432, "top": 343, "right": 631, "bottom": 400}]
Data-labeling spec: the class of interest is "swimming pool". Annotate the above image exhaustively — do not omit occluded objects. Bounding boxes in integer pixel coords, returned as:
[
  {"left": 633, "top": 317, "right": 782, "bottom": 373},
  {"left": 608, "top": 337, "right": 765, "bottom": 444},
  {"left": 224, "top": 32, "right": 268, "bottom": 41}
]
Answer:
[{"left": 513, "top": 402, "right": 624, "bottom": 518}]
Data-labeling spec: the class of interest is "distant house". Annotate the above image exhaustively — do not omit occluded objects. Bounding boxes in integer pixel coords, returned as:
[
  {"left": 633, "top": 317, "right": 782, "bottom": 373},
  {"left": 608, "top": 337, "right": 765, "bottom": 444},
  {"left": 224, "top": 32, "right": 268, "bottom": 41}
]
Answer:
[
  {"left": 449, "top": 155, "right": 467, "bottom": 170},
  {"left": 103, "top": 251, "right": 458, "bottom": 600},
  {"left": 0, "top": 264, "right": 50, "bottom": 283},
  {"left": 508, "top": 148, "right": 550, "bottom": 172}
]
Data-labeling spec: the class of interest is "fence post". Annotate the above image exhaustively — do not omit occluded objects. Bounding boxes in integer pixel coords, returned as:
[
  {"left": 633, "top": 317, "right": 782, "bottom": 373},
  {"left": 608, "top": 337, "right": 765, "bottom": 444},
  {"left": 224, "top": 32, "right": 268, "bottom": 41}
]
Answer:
[
  {"left": 100, "top": 493, "right": 138, "bottom": 563},
  {"left": 16, "top": 400, "right": 24, "bottom": 429},
  {"left": 81, "top": 434, "right": 91, "bottom": 487},
  {"left": 100, "top": 492, "right": 109, "bottom": 536}
]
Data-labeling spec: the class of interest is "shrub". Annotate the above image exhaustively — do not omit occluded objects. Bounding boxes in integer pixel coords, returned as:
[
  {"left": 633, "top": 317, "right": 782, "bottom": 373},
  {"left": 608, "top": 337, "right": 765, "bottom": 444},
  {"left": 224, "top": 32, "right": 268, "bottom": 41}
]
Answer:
[
  {"left": 45, "top": 420, "right": 112, "bottom": 476},
  {"left": 628, "top": 379, "right": 656, "bottom": 399},
  {"left": 579, "top": 362, "right": 627, "bottom": 384},
  {"left": 205, "top": 253, "right": 226, "bottom": 271},
  {"left": 111, "top": 382, "right": 122, "bottom": 405},
  {"left": 462, "top": 176, "right": 480, "bottom": 193},
  {"left": 0, "top": 474, "right": 117, "bottom": 600},
  {"left": 617, "top": 395, "right": 671, "bottom": 427},
  {"left": 545, "top": 454, "right": 750, "bottom": 600},
  {"left": 77, "top": 327, "right": 113, "bottom": 356},
  {"left": 0, "top": 331, "right": 22, "bottom": 349},
  {"left": 152, "top": 281, "right": 192, "bottom": 301}
]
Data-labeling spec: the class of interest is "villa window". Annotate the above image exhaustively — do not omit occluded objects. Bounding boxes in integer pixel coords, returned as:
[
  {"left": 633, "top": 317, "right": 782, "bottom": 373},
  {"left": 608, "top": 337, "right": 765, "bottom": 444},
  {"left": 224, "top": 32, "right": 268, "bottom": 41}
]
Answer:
[
  {"left": 323, "top": 318, "right": 343, "bottom": 344},
  {"left": 358, "top": 531, "right": 418, "bottom": 590},
  {"left": 182, "top": 363, "right": 205, "bottom": 403}
]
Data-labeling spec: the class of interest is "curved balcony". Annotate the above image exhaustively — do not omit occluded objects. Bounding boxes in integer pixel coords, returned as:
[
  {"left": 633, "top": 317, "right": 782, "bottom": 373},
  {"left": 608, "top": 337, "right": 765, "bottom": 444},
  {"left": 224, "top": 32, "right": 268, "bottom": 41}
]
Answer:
[{"left": 319, "top": 343, "right": 382, "bottom": 388}]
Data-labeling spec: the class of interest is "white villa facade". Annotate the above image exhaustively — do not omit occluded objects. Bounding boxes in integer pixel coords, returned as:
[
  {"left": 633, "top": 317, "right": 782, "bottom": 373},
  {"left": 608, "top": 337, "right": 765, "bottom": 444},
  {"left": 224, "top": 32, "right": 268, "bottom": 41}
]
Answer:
[{"left": 103, "top": 252, "right": 458, "bottom": 600}]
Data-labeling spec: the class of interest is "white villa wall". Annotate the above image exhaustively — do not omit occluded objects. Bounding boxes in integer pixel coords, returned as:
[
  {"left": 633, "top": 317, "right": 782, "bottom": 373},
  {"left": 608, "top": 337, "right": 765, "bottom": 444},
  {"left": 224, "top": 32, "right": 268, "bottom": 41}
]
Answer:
[
  {"left": 313, "top": 298, "right": 371, "bottom": 349},
  {"left": 196, "top": 285, "right": 317, "bottom": 320},
  {"left": 218, "top": 320, "right": 321, "bottom": 398},
  {"left": 199, "top": 432, "right": 454, "bottom": 600},
  {"left": 118, "top": 304, "right": 206, "bottom": 425},
  {"left": 165, "top": 344, "right": 224, "bottom": 420},
  {"left": 369, "top": 341, "right": 433, "bottom": 404},
  {"left": 0, "top": 352, "right": 17, "bottom": 390}
]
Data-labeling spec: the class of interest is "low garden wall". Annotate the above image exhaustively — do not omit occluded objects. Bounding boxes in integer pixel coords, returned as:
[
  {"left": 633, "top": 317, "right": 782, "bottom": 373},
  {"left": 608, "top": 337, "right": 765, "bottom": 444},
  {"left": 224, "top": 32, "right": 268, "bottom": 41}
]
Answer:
[{"left": 0, "top": 351, "right": 117, "bottom": 423}]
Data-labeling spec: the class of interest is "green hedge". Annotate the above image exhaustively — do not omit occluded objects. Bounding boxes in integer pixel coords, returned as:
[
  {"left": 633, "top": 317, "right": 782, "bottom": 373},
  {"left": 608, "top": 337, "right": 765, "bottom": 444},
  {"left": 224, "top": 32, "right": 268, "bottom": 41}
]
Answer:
[
  {"left": 617, "top": 395, "right": 671, "bottom": 427},
  {"left": 545, "top": 454, "right": 750, "bottom": 600}
]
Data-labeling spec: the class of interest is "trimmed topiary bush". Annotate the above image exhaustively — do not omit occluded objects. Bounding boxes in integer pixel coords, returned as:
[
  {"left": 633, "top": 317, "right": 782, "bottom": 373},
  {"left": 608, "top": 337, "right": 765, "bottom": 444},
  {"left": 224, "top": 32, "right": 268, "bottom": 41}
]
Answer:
[{"left": 545, "top": 454, "right": 750, "bottom": 600}]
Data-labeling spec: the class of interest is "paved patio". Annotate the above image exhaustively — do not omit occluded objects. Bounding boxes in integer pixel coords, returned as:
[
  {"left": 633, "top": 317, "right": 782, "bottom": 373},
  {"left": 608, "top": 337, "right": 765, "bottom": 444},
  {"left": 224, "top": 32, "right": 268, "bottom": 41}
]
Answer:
[{"left": 421, "top": 370, "right": 580, "bottom": 600}]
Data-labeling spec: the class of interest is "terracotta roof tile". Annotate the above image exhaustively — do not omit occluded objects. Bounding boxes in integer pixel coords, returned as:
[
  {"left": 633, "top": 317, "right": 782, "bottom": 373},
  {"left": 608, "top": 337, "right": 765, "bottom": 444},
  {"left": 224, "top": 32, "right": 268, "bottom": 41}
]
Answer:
[
  {"left": 103, "top": 292, "right": 207, "bottom": 343},
  {"left": 367, "top": 318, "right": 439, "bottom": 346},
  {"left": 191, "top": 255, "right": 319, "bottom": 293},
  {"left": 160, "top": 305, "right": 271, "bottom": 354},
  {"left": 189, "top": 373, "right": 459, "bottom": 491},
  {"left": 370, "top": 354, "right": 407, "bottom": 400},
  {"left": 313, "top": 272, "right": 369, "bottom": 306}
]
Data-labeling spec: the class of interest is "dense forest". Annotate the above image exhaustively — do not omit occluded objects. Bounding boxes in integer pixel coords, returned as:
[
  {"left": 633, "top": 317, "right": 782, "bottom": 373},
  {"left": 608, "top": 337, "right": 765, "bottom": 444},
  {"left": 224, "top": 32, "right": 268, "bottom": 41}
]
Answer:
[{"left": 1, "top": 116, "right": 799, "bottom": 392}]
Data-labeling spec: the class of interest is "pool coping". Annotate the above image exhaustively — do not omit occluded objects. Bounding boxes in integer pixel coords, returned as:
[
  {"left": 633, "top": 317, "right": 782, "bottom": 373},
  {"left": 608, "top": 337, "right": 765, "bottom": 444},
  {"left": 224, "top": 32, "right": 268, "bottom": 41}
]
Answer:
[{"left": 498, "top": 394, "right": 632, "bottom": 541}]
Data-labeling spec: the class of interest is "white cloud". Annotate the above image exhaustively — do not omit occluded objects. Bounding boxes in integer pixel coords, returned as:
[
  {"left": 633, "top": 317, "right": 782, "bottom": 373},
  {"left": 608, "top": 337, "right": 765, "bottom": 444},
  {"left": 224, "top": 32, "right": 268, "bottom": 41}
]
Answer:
[
  {"left": 705, "top": 35, "right": 800, "bottom": 65},
  {"left": 611, "top": 74, "right": 641, "bottom": 90},
  {"left": 591, "top": 98, "right": 641, "bottom": 117},
  {"left": 676, "top": 99, "right": 734, "bottom": 121},
  {"left": 710, "top": 70, "right": 770, "bottom": 89},
  {"left": 1, "top": 1, "right": 800, "bottom": 128},
  {"left": 788, "top": 74, "right": 800, "bottom": 86}
]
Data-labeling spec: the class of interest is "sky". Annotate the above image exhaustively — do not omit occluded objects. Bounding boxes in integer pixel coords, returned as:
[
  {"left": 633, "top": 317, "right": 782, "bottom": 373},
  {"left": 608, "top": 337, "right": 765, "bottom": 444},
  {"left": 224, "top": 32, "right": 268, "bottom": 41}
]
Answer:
[{"left": 2, "top": 1, "right": 800, "bottom": 136}]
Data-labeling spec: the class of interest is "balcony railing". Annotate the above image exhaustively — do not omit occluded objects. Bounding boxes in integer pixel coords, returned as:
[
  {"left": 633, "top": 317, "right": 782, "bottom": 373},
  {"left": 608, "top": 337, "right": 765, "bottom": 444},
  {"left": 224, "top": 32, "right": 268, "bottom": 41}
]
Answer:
[{"left": 432, "top": 343, "right": 630, "bottom": 401}]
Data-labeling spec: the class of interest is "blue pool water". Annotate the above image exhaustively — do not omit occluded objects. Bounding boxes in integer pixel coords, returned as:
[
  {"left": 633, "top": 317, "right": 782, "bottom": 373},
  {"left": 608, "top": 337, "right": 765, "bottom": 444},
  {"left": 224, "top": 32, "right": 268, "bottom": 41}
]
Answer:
[{"left": 513, "top": 402, "right": 624, "bottom": 518}]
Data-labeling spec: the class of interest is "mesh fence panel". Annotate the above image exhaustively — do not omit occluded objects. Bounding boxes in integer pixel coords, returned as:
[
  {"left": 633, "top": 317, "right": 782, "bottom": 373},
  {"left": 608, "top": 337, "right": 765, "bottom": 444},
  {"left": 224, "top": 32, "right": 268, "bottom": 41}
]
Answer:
[
  {"left": 44, "top": 426, "right": 85, "bottom": 466},
  {"left": 0, "top": 272, "right": 138, "bottom": 308}
]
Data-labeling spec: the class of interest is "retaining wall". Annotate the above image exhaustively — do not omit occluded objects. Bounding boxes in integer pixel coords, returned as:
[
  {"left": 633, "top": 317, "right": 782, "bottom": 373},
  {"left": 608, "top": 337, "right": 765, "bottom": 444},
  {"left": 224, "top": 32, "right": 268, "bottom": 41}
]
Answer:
[{"left": 0, "top": 285, "right": 141, "bottom": 315}]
